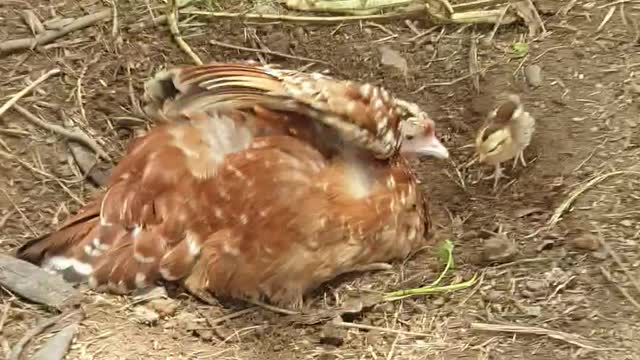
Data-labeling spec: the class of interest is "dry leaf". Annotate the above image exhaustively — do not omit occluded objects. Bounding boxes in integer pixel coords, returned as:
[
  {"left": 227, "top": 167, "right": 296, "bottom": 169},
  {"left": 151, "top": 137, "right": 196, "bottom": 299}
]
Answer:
[
  {"left": 67, "top": 142, "right": 110, "bottom": 187},
  {"left": 378, "top": 45, "right": 408, "bottom": 78},
  {"left": 512, "top": 0, "right": 546, "bottom": 37},
  {"left": 21, "top": 10, "right": 45, "bottom": 36}
]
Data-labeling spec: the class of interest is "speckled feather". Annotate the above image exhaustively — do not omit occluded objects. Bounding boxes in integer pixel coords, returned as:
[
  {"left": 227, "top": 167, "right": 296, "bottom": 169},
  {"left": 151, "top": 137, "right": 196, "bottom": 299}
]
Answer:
[{"left": 144, "top": 63, "right": 406, "bottom": 159}]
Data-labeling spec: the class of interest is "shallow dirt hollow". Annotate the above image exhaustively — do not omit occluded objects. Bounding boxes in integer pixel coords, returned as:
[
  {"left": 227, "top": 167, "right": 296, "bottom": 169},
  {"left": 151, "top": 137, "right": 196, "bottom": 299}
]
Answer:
[{"left": 0, "top": 0, "right": 639, "bottom": 359}]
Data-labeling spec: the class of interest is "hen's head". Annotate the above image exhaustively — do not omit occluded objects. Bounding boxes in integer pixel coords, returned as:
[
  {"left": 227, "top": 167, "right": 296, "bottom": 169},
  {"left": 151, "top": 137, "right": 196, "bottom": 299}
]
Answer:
[{"left": 395, "top": 100, "right": 449, "bottom": 160}]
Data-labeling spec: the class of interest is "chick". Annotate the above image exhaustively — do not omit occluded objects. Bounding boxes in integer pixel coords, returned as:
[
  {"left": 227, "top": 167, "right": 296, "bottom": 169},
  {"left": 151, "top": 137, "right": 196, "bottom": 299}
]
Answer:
[{"left": 475, "top": 94, "right": 535, "bottom": 190}]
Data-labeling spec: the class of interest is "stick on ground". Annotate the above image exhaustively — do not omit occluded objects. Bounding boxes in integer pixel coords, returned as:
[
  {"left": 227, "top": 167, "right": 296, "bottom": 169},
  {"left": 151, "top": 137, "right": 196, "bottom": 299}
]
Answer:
[
  {"left": 0, "top": 10, "right": 111, "bottom": 55},
  {"left": 0, "top": 69, "right": 60, "bottom": 118},
  {"left": 8, "top": 310, "right": 82, "bottom": 360},
  {"left": 209, "top": 40, "right": 332, "bottom": 66},
  {"left": 471, "top": 322, "right": 624, "bottom": 351},
  {"left": 13, "top": 104, "right": 111, "bottom": 161},
  {"left": 168, "top": 0, "right": 202, "bottom": 65},
  {"left": 0, "top": 254, "right": 81, "bottom": 310},
  {"left": 30, "top": 323, "right": 79, "bottom": 360},
  {"left": 548, "top": 170, "right": 640, "bottom": 226}
]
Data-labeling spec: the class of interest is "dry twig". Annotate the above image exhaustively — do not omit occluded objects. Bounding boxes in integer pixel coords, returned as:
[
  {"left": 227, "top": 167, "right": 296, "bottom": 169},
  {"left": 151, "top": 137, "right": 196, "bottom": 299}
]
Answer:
[
  {"left": 209, "top": 40, "right": 332, "bottom": 66},
  {"left": 0, "top": 254, "right": 81, "bottom": 310},
  {"left": 335, "top": 321, "right": 437, "bottom": 339},
  {"left": 471, "top": 323, "right": 623, "bottom": 351},
  {"left": 596, "top": 6, "right": 617, "bottom": 33},
  {"left": 599, "top": 266, "right": 640, "bottom": 310},
  {"left": 548, "top": 170, "right": 640, "bottom": 226},
  {"left": 0, "top": 10, "right": 111, "bottom": 55},
  {"left": 183, "top": 9, "right": 425, "bottom": 24},
  {"left": 598, "top": 235, "right": 640, "bottom": 299},
  {"left": 246, "top": 299, "right": 299, "bottom": 315},
  {"left": 0, "top": 69, "right": 60, "bottom": 118},
  {"left": 486, "top": 4, "right": 510, "bottom": 42},
  {"left": 30, "top": 323, "right": 78, "bottom": 360},
  {"left": 468, "top": 32, "right": 480, "bottom": 93},
  {"left": 8, "top": 310, "right": 82, "bottom": 360},
  {"left": 168, "top": 0, "right": 202, "bottom": 65},
  {"left": 13, "top": 105, "right": 110, "bottom": 161}
]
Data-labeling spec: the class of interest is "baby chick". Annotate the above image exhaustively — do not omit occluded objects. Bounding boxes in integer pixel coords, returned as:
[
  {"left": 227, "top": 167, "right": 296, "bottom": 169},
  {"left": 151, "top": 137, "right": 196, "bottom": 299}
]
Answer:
[{"left": 475, "top": 94, "right": 535, "bottom": 190}]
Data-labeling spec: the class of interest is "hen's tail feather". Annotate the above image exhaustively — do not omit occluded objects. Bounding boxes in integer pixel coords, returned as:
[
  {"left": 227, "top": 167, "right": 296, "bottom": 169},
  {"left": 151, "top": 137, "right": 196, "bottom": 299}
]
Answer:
[{"left": 16, "top": 199, "right": 102, "bottom": 265}]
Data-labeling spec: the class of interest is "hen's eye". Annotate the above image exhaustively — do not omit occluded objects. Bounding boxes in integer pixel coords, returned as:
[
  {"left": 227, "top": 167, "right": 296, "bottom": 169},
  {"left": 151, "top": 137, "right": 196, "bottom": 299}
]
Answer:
[{"left": 405, "top": 135, "right": 415, "bottom": 140}]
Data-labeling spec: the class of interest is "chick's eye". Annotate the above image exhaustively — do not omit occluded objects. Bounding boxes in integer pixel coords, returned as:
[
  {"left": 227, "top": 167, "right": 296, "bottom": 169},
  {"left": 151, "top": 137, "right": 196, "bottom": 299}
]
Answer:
[{"left": 405, "top": 134, "right": 415, "bottom": 140}]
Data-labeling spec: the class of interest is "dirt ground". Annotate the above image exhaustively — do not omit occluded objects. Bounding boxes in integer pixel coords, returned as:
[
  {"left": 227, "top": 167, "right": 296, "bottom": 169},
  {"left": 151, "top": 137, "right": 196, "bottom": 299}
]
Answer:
[{"left": 1, "top": 0, "right": 639, "bottom": 359}]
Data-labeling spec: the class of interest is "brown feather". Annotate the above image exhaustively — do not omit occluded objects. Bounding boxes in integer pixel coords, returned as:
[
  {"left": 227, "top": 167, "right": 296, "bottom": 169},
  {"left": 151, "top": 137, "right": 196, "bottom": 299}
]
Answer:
[{"left": 17, "top": 64, "right": 441, "bottom": 308}]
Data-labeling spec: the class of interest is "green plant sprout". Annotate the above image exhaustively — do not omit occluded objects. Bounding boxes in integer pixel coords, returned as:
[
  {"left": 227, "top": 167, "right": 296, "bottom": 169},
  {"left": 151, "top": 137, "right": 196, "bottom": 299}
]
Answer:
[
  {"left": 383, "top": 240, "right": 477, "bottom": 302},
  {"left": 512, "top": 42, "right": 529, "bottom": 58}
]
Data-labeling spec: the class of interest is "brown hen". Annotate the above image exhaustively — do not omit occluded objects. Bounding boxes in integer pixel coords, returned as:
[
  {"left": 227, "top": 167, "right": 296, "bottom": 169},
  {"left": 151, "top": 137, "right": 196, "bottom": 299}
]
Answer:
[{"left": 16, "top": 63, "right": 449, "bottom": 308}]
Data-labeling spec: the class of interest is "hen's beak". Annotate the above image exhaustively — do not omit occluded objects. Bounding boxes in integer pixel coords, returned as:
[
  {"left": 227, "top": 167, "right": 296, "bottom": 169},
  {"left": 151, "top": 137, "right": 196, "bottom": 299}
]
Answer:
[
  {"left": 402, "top": 135, "right": 449, "bottom": 159},
  {"left": 420, "top": 136, "right": 449, "bottom": 159}
]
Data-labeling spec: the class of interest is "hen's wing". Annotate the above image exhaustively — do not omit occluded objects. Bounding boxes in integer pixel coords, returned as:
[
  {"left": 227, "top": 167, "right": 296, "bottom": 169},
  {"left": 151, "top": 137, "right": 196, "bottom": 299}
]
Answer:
[
  {"left": 16, "top": 109, "right": 256, "bottom": 292},
  {"left": 144, "top": 63, "right": 405, "bottom": 158}
]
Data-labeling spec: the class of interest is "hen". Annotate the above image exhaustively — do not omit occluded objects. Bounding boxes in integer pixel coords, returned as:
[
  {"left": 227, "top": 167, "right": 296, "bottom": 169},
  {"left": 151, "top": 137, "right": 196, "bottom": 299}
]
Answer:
[
  {"left": 475, "top": 94, "right": 535, "bottom": 190},
  {"left": 17, "top": 63, "right": 449, "bottom": 308}
]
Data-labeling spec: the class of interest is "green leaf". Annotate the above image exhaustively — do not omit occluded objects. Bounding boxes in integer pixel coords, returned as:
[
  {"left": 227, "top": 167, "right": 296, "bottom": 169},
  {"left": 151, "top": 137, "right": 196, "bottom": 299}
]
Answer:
[
  {"left": 436, "top": 239, "right": 454, "bottom": 269},
  {"left": 512, "top": 42, "right": 529, "bottom": 57}
]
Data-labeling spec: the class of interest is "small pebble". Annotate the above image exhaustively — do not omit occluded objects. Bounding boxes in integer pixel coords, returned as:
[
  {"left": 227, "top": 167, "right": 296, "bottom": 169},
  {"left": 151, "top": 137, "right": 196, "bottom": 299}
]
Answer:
[
  {"left": 525, "top": 280, "right": 547, "bottom": 293},
  {"left": 525, "top": 64, "right": 542, "bottom": 87},
  {"left": 620, "top": 219, "right": 633, "bottom": 227},
  {"left": 592, "top": 250, "right": 608, "bottom": 260},
  {"left": 568, "top": 308, "right": 590, "bottom": 320},
  {"left": 483, "top": 290, "right": 503, "bottom": 302},
  {"left": 132, "top": 306, "right": 160, "bottom": 325},
  {"left": 432, "top": 297, "right": 445, "bottom": 307},
  {"left": 148, "top": 298, "right": 178, "bottom": 318},
  {"left": 523, "top": 305, "right": 542, "bottom": 317},
  {"left": 460, "top": 230, "right": 479, "bottom": 241},
  {"left": 320, "top": 323, "right": 346, "bottom": 347},
  {"left": 570, "top": 233, "right": 600, "bottom": 251},
  {"left": 482, "top": 234, "right": 518, "bottom": 263},
  {"left": 536, "top": 239, "right": 555, "bottom": 252},
  {"left": 479, "top": 37, "right": 493, "bottom": 47}
]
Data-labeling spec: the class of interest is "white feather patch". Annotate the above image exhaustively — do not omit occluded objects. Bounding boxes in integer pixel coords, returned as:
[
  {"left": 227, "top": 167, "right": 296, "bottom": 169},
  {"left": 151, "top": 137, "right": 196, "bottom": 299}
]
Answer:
[
  {"left": 344, "top": 165, "right": 371, "bottom": 199},
  {"left": 159, "top": 267, "right": 180, "bottom": 281},
  {"left": 92, "top": 237, "right": 110, "bottom": 251},
  {"left": 132, "top": 225, "right": 142, "bottom": 238},
  {"left": 185, "top": 232, "right": 201, "bottom": 257},
  {"left": 43, "top": 256, "right": 93, "bottom": 276},
  {"left": 84, "top": 244, "right": 102, "bottom": 257},
  {"left": 134, "top": 252, "right": 156, "bottom": 264},
  {"left": 135, "top": 273, "right": 147, "bottom": 288}
]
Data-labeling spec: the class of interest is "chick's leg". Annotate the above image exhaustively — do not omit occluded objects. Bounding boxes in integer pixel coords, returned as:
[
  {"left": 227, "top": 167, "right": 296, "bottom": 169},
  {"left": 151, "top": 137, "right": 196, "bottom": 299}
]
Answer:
[
  {"left": 512, "top": 151, "right": 527, "bottom": 169},
  {"left": 483, "top": 163, "right": 505, "bottom": 191},
  {"left": 519, "top": 151, "right": 528, "bottom": 167}
]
